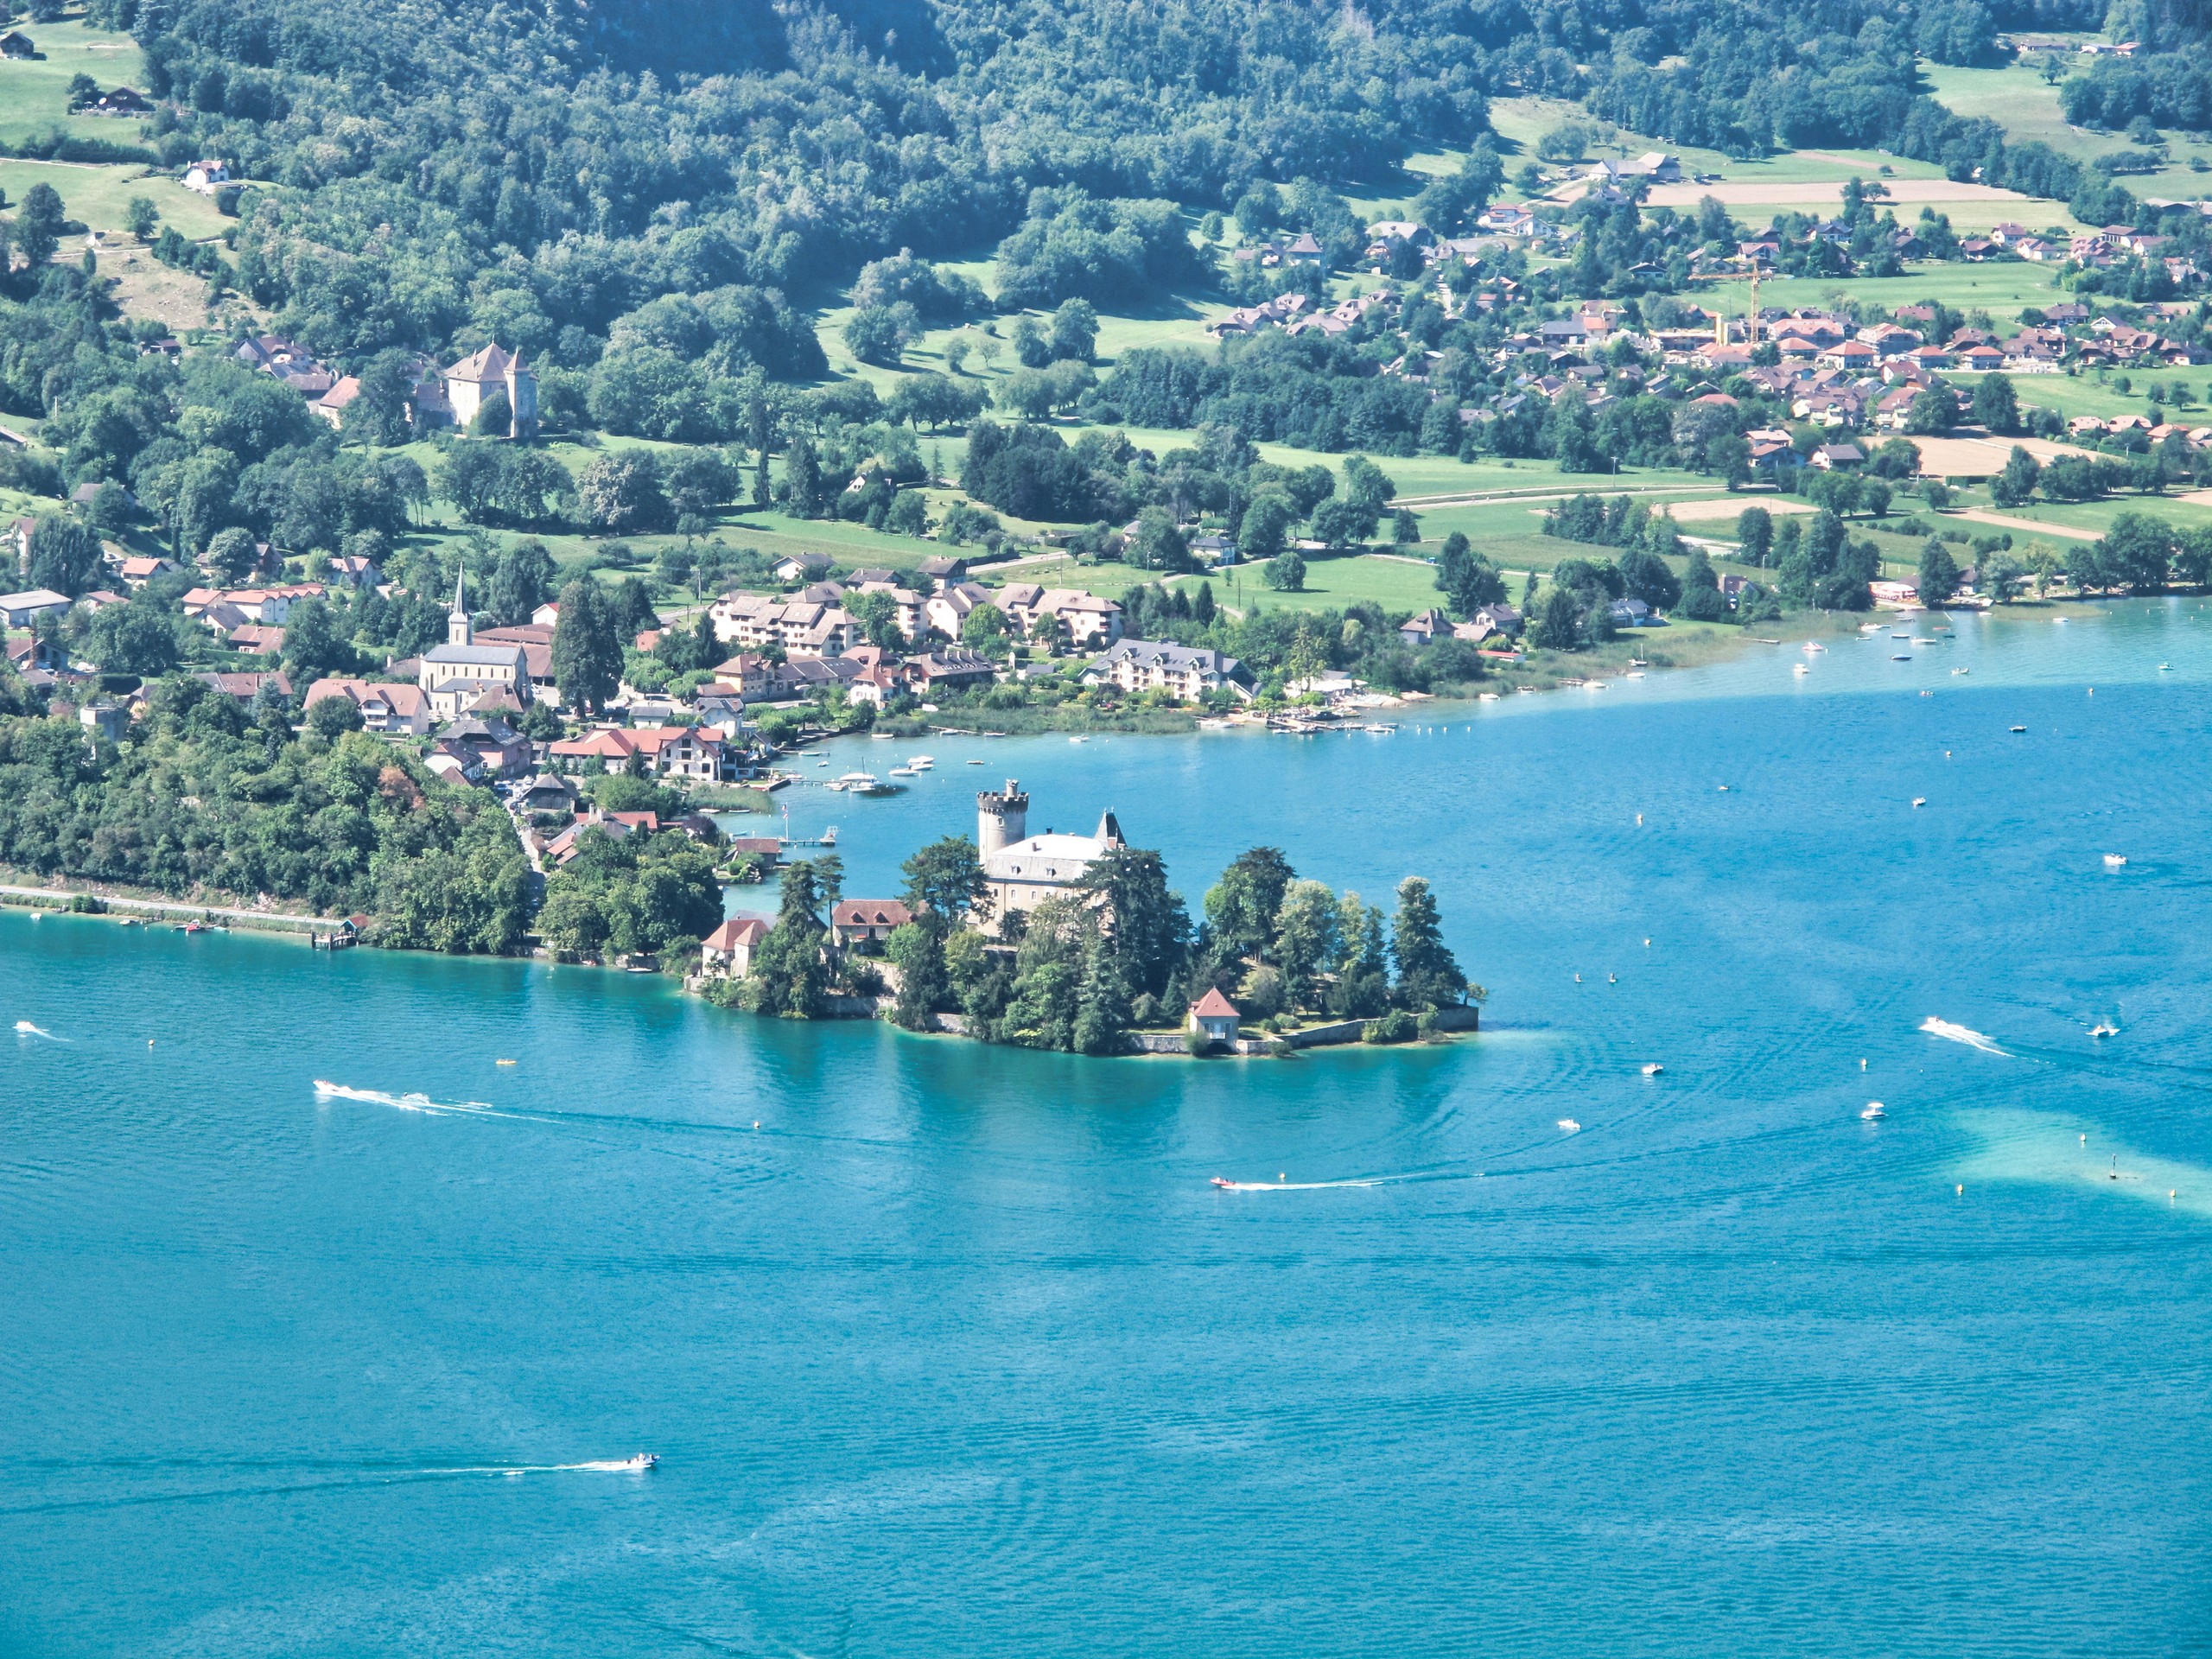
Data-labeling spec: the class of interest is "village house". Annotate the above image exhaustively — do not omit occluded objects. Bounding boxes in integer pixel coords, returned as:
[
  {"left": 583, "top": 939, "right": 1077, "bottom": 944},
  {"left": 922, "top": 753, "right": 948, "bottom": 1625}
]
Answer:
[
  {"left": 546, "top": 724, "right": 730, "bottom": 781},
  {"left": 1084, "top": 639, "right": 1253, "bottom": 702},
  {"left": 1398, "top": 608, "right": 1452, "bottom": 646},
  {"left": 192, "top": 669, "right": 291, "bottom": 706},
  {"left": 902, "top": 649, "right": 1001, "bottom": 696},
  {"left": 772, "top": 552, "right": 836, "bottom": 584},
  {"left": 237, "top": 334, "right": 335, "bottom": 397},
  {"left": 181, "top": 158, "right": 229, "bottom": 194},
  {"left": 709, "top": 592, "right": 857, "bottom": 658},
  {"left": 302, "top": 677, "right": 435, "bottom": 734},
  {"left": 924, "top": 579, "right": 994, "bottom": 641},
  {"left": 831, "top": 899, "right": 913, "bottom": 950},
  {"left": 700, "top": 916, "right": 772, "bottom": 979},
  {"left": 315, "top": 377, "right": 361, "bottom": 428},
  {"left": 0, "top": 588, "right": 71, "bottom": 627},
  {"left": 0, "top": 30, "right": 35, "bottom": 58}
]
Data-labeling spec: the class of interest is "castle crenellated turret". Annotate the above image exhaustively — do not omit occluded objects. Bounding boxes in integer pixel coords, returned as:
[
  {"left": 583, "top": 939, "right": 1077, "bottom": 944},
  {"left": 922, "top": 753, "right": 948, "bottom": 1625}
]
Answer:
[{"left": 977, "top": 779, "right": 1029, "bottom": 856}]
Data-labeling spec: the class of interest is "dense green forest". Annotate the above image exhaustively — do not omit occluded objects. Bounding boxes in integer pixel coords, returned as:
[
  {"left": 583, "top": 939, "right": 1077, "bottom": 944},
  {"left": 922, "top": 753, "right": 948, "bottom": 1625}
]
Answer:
[
  {"left": 0, "top": 674, "right": 531, "bottom": 944},
  {"left": 41, "top": 0, "right": 2201, "bottom": 375}
]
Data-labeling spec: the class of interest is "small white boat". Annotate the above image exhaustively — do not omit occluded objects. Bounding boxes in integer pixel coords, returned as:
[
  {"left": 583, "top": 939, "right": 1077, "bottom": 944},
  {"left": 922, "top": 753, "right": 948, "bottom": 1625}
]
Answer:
[
  {"left": 1891, "top": 653, "right": 1912, "bottom": 661},
  {"left": 2010, "top": 725, "right": 2027, "bottom": 734},
  {"left": 1068, "top": 734, "right": 1090, "bottom": 744},
  {"left": 2104, "top": 854, "right": 2127, "bottom": 869},
  {"left": 968, "top": 759, "right": 985, "bottom": 765},
  {"left": 831, "top": 772, "right": 895, "bottom": 795},
  {"left": 1861, "top": 1103, "right": 1886, "bottom": 1121},
  {"left": 1478, "top": 692, "right": 1500, "bottom": 702},
  {"left": 1951, "top": 667, "right": 1969, "bottom": 675},
  {"left": 1514, "top": 685, "right": 1535, "bottom": 694},
  {"left": 1557, "top": 1118, "right": 1581, "bottom": 1134},
  {"left": 1625, "top": 671, "right": 1644, "bottom": 679},
  {"left": 1364, "top": 722, "right": 1396, "bottom": 734},
  {"left": 2158, "top": 663, "right": 2172, "bottom": 671},
  {"left": 616, "top": 1453, "right": 658, "bottom": 1471},
  {"left": 1629, "top": 658, "right": 1648, "bottom": 667},
  {"left": 1792, "top": 663, "right": 1808, "bottom": 676},
  {"left": 888, "top": 766, "right": 917, "bottom": 778},
  {"left": 1640, "top": 1063, "right": 1663, "bottom": 1077},
  {"left": 1912, "top": 798, "right": 1927, "bottom": 807},
  {"left": 2090, "top": 1021, "right": 2119, "bottom": 1039},
  {"left": 906, "top": 755, "right": 935, "bottom": 769},
  {"left": 1802, "top": 641, "right": 1826, "bottom": 653}
]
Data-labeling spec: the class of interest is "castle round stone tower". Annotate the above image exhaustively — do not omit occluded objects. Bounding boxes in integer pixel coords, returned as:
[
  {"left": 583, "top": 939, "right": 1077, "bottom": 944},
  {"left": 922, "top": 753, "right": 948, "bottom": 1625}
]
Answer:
[{"left": 977, "top": 779, "right": 1029, "bottom": 856}]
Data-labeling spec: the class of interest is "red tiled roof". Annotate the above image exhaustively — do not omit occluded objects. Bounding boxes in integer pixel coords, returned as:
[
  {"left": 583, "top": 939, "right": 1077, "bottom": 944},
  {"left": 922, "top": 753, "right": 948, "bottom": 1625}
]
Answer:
[
  {"left": 1191, "top": 987, "right": 1240, "bottom": 1019},
  {"left": 703, "top": 917, "right": 770, "bottom": 950},
  {"left": 832, "top": 899, "right": 912, "bottom": 928}
]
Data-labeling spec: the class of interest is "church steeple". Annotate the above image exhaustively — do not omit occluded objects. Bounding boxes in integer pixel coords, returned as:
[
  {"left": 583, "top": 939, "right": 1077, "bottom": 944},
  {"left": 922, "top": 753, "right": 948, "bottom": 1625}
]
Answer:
[{"left": 448, "top": 567, "right": 472, "bottom": 646}]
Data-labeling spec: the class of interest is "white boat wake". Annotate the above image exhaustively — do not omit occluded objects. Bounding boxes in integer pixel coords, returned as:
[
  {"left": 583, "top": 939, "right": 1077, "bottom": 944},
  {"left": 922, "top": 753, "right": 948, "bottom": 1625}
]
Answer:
[
  {"left": 1210, "top": 1176, "right": 1391, "bottom": 1192},
  {"left": 1920, "top": 1018, "right": 2011, "bottom": 1058},
  {"left": 13, "top": 1020, "right": 60, "bottom": 1039},
  {"left": 313, "top": 1081, "right": 538, "bottom": 1122}
]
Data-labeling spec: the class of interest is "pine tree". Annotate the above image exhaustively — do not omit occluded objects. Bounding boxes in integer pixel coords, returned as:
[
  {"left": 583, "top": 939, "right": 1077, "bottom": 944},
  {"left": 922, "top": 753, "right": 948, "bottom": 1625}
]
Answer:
[{"left": 1389, "top": 876, "right": 1467, "bottom": 1011}]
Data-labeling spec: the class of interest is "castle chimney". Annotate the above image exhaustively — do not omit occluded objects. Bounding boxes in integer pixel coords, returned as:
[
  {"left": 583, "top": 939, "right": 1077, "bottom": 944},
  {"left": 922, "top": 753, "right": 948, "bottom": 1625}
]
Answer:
[{"left": 977, "top": 779, "right": 1028, "bottom": 856}]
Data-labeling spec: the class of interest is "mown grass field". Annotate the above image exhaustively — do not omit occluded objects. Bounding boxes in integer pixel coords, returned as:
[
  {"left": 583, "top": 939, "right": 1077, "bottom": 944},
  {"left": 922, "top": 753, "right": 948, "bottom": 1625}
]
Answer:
[
  {"left": 0, "top": 18, "right": 148, "bottom": 149},
  {"left": 0, "top": 159, "right": 229, "bottom": 242},
  {"left": 1700, "top": 261, "right": 2075, "bottom": 326}
]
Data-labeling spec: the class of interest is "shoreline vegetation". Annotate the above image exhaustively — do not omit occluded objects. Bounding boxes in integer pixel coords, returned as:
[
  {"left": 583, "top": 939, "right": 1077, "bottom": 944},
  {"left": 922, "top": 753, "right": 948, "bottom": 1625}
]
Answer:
[{"left": 699, "top": 837, "right": 1483, "bottom": 1058}]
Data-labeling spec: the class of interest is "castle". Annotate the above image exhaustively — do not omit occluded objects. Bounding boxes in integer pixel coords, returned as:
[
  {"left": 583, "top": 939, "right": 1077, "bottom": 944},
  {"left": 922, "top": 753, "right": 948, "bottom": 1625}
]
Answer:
[
  {"left": 440, "top": 343, "right": 538, "bottom": 438},
  {"left": 977, "top": 779, "right": 1123, "bottom": 925}
]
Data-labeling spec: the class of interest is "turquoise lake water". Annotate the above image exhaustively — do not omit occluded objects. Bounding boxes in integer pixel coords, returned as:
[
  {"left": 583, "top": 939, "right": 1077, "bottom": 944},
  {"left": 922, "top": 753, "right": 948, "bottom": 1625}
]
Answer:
[{"left": 6, "top": 603, "right": 2212, "bottom": 1655}]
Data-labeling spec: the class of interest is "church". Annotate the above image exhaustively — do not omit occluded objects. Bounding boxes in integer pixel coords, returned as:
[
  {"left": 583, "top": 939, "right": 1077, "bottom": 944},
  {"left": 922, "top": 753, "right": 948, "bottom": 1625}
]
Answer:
[
  {"left": 977, "top": 779, "right": 1124, "bottom": 926},
  {"left": 417, "top": 571, "right": 532, "bottom": 721}
]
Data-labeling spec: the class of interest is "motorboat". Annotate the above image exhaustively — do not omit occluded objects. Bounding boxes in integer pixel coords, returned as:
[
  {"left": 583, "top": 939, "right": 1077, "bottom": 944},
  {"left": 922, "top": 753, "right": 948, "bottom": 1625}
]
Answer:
[
  {"left": 2009, "top": 725, "right": 2027, "bottom": 734},
  {"left": 2090, "top": 1021, "right": 2119, "bottom": 1039},
  {"left": 1557, "top": 1119, "right": 1581, "bottom": 1134},
  {"left": 1793, "top": 663, "right": 1808, "bottom": 676},
  {"left": 830, "top": 772, "right": 896, "bottom": 795},
  {"left": 1802, "top": 641, "right": 1826, "bottom": 653},
  {"left": 1951, "top": 667, "right": 1969, "bottom": 675},
  {"left": 2104, "top": 854, "right": 2127, "bottom": 869},
  {"left": 888, "top": 766, "right": 917, "bottom": 778},
  {"left": 1912, "top": 798, "right": 1927, "bottom": 807},
  {"left": 1641, "top": 1063, "right": 1663, "bottom": 1077},
  {"left": 1364, "top": 723, "right": 1396, "bottom": 734},
  {"left": 1861, "top": 1103, "right": 1886, "bottom": 1121},
  {"left": 1210, "top": 1177, "right": 1236, "bottom": 1189},
  {"left": 1478, "top": 692, "right": 1500, "bottom": 702},
  {"left": 1625, "top": 670, "right": 1644, "bottom": 679},
  {"left": 616, "top": 1453, "right": 658, "bottom": 1471},
  {"left": 1891, "top": 653, "right": 1912, "bottom": 661},
  {"left": 906, "top": 755, "right": 935, "bottom": 770},
  {"left": 1068, "top": 734, "right": 1090, "bottom": 744},
  {"left": 968, "top": 759, "right": 985, "bottom": 765}
]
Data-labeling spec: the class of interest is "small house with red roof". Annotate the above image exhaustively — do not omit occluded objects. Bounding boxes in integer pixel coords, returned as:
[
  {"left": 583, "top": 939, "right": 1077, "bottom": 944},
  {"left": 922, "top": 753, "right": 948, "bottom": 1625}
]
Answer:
[{"left": 1189, "top": 987, "right": 1241, "bottom": 1044}]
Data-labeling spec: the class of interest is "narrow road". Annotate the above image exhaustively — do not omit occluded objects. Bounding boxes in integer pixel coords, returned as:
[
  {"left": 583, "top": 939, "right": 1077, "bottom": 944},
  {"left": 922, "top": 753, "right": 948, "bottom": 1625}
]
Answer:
[
  {"left": 0, "top": 883, "right": 329, "bottom": 931},
  {"left": 1949, "top": 510, "right": 2101, "bottom": 543}
]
